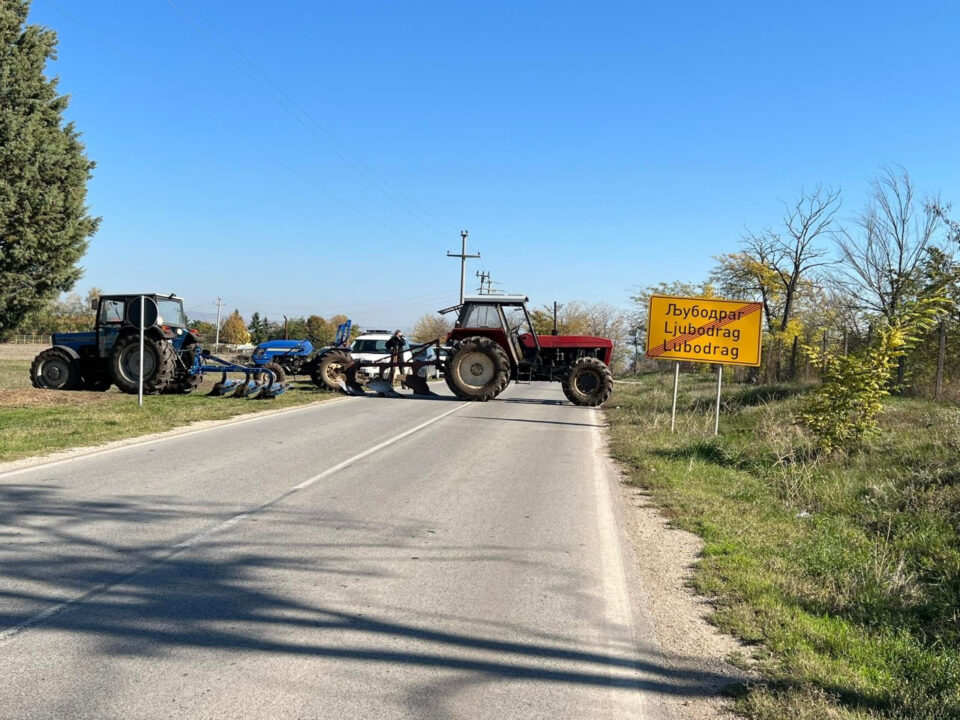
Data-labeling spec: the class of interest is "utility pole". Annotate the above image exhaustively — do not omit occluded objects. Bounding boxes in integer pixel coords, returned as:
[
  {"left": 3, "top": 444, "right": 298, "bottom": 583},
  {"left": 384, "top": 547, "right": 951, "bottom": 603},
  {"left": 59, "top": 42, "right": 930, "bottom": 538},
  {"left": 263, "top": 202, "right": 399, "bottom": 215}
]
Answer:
[
  {"left": 476, "top": 270, "right": 492, "bottom": 295},
  {"left": 448, "top": 230, "right": 480, "bottom": 304},
  {"left": 214, "top": 297, "right": 223, "bottom": 350}
]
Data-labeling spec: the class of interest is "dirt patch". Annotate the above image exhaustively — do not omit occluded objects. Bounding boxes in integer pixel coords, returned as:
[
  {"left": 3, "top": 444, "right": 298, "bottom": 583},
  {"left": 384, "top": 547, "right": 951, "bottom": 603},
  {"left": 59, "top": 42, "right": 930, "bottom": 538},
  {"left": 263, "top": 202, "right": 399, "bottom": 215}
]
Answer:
[
  {"left": 0, "top": 343, "right": 47, "bottom": 361},
  {"left": 0, "top": 388, "right": 106, "bottom": 408}
]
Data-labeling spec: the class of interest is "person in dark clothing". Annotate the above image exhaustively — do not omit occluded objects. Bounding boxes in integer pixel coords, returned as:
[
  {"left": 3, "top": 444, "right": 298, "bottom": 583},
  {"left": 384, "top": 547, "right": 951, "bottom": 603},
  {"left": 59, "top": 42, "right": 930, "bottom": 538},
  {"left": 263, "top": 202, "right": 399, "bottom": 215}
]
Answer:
[{"left": 385, "top": 329, "right": 406, "bottom": 379}]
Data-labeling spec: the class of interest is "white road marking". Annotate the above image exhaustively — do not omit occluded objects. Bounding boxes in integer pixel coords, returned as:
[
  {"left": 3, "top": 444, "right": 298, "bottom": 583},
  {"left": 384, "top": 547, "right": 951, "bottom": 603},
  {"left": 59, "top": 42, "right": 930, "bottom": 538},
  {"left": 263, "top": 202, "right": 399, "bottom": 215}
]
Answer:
[
  {"left": 591, "top": 408, "right": 646, "bottom": 718},
  {"left": 0, "top": 402, "right": 466, "bottom": 645}
]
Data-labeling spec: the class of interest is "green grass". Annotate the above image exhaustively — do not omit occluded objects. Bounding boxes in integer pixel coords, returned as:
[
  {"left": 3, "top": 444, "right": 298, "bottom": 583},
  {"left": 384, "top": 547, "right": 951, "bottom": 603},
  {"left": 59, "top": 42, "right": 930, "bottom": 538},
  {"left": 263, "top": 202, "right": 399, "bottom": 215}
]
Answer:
[
  {"left": 0, "top": 353, "right": 339, "bottom": 464},
  {"left": 607, "top": 373, "right": 960, "bottom": 719}
]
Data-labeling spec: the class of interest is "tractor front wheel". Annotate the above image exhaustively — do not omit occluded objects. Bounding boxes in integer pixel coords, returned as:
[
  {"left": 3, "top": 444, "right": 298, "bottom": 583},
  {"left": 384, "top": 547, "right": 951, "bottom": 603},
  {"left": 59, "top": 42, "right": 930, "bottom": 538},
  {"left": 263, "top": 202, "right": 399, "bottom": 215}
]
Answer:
[
  {"left": 312, "top": 350, "right": 351, "bottom": 391},
  {"left": 30, "top": 348, "right": 83, "bottom": 390},
  {"left": 562, "top": 357, "right": 613, "bottom": 407},
  {"left": 444, "top": 337, "right": 510, "bottom": 401},
  {"left": 260, "top": 362, "right": 286, "bottom": 387},
  {"left": 109, "top": 334, "right": 176, "bottom": 394}
]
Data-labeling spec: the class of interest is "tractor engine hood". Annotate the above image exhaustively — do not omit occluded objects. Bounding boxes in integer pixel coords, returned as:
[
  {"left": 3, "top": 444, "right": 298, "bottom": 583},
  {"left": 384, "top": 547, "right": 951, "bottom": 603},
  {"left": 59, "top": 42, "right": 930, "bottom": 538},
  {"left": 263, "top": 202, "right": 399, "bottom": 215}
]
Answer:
[{"left": 518, "top": 333, "right": 613, "bottom": 350}]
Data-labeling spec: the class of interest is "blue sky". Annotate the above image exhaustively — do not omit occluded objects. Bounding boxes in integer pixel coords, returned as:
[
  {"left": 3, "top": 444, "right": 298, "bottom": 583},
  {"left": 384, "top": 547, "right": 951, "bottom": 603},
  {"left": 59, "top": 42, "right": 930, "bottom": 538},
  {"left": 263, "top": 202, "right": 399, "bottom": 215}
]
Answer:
[{"left": 27, "top": 0, "right": 960, "bottom": 328}]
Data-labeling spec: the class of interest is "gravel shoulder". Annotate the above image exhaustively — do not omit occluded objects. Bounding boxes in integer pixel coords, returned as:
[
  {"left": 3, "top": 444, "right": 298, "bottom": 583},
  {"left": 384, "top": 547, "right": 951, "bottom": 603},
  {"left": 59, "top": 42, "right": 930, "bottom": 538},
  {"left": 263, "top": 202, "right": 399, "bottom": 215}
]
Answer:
[{"left": 601, "top": 417, "right": 750, "bottom": 719}]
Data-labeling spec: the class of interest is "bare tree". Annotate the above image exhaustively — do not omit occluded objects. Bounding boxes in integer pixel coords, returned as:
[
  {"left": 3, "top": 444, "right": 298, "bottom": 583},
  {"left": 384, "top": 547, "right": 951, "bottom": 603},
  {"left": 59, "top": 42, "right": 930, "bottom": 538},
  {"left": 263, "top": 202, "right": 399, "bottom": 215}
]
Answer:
[
  {"left": 717, "top": 186, "right": 839, "bottom": 336},
  {"left": 769, "top": 185, "right": 841, "bottom": 332},
  {"left": 411, "top": 313, "right": 453, "bottom": 343},
  {"left": 837, "top": 166, "right": 942, "bottom": 321}
]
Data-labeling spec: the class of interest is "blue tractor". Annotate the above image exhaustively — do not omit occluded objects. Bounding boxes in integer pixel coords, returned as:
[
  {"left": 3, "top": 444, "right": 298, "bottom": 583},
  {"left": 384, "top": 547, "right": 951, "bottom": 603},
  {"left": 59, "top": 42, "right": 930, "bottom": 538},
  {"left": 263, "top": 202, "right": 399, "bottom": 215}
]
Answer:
[
  {"left": 30, "top": 293, "right": 286, "bottom": 398},
  {"left": 250, "top": 320, "right": 353, "bottom": 380}
]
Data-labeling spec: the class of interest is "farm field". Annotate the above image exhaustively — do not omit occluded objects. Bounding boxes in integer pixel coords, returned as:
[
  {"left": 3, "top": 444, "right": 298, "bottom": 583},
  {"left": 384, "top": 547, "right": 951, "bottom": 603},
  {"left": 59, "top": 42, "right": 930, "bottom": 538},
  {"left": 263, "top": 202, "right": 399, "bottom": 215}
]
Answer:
[{"left": 0, "top": 344, "right": 338, "bottom": 464}]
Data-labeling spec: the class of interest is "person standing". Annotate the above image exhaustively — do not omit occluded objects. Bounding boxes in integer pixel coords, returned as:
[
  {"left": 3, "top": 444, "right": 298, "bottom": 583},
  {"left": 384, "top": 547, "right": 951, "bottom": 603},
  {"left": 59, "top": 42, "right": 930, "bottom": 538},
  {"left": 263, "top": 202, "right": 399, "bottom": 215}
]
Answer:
[{"left": 385, "top": 329, "right": 406, "bottom": 381}]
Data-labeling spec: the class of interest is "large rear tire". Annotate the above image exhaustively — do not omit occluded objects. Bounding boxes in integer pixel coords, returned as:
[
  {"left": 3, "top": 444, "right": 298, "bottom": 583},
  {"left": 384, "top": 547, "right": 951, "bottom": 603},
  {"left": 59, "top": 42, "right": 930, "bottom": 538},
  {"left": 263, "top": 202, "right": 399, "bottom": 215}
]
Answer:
[
  {"left": 562, "top": 357, "right": 613, "bottom": 406},
  {"left": 444, "top": 336, "right": 510, "bottom": 401},
  {"left": 312, "top": 350, "right": 351, "bottom": 391},
  {"left": 108, "top": 334, "right": 176, "bottom": 395},
  {"left": 30, "top": 348, "right": 83, "bottom": 390}
]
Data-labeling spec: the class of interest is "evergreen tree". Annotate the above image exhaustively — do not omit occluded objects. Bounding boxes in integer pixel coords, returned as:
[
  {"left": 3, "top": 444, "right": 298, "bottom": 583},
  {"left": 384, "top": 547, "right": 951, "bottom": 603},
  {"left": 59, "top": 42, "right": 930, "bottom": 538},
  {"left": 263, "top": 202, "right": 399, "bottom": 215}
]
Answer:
[
  {"left": 248, "top": 311, "right": 265, "bottom": 344},
  {"left": 0, "top": 1, "right": 99, "bottom": 335}
]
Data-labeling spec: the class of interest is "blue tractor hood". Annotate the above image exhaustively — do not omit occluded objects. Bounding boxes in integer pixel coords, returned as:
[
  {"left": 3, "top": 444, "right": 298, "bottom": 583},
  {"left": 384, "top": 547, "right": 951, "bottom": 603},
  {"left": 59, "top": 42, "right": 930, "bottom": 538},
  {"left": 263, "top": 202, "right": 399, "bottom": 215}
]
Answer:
[{"left": 257, "top": 339, "right": 313, "bottom": 353}]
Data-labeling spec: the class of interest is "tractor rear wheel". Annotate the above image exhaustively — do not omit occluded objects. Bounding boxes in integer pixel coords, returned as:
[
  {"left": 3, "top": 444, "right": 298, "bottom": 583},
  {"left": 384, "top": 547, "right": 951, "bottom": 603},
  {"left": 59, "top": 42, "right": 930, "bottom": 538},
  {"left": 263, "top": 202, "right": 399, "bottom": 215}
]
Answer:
[
  {"left": 30, "top": 348, "right": 83, "bottom": 390},
  {"left": 109, "top": 334, "right": 176, "bottom": 394},
  {"left": 312, "top": 350, "right": 351, "bottom": 391},
  {"left": 562, "top": 357, "right": 613, "bottom": 407},
  {"left": 444, "top": 336, "right": 510, "bottom": 401}
]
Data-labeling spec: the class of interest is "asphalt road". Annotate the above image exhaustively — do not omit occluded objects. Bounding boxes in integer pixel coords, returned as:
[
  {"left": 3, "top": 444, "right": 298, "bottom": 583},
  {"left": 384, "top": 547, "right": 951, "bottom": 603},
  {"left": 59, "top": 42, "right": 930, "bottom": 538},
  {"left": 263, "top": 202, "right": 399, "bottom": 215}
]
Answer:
[{"left": 0, "top": 382, "right": 714, "bottom": 719}]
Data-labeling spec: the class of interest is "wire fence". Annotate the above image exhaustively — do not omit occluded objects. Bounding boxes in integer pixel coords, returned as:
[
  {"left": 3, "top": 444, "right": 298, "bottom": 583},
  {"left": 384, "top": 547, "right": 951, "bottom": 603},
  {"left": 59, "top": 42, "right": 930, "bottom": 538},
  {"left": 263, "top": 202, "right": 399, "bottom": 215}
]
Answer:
[{"left": 2, "top": 335, "right": 52, "bottom": 345}]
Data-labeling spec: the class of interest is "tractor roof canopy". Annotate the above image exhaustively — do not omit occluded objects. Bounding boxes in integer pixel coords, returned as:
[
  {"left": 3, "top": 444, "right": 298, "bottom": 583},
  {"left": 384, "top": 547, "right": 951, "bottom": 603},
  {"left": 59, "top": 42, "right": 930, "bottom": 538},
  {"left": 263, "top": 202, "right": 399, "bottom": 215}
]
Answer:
[{"left": 462, "top": 294, "right": 528, "bottom": 305}]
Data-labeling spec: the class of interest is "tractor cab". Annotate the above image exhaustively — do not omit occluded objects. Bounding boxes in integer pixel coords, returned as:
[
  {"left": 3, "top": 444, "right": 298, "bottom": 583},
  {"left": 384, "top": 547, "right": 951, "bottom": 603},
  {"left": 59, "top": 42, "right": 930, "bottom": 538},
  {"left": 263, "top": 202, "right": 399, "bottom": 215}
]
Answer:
[
  {"left": 88, "top": 294, "right": 192, "bottom": 359},
  {"left": 446, "top": 295, "right": 538, "bottom": 368}
]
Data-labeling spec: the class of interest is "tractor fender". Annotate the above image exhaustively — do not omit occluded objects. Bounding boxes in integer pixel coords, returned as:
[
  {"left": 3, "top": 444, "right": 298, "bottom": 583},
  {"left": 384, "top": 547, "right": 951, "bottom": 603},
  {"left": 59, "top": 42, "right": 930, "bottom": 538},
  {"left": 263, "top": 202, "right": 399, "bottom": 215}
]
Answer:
[{"left": 51, "top": 345, "right": 82, "bottom": 361}]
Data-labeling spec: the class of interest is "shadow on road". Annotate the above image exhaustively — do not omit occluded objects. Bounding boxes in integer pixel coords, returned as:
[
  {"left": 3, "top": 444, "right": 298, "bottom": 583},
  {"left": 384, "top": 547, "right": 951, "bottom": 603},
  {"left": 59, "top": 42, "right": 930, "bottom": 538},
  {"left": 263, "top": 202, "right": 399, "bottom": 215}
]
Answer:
[{"left": 0, "top": 483, "right": 740, "bottom": 704}]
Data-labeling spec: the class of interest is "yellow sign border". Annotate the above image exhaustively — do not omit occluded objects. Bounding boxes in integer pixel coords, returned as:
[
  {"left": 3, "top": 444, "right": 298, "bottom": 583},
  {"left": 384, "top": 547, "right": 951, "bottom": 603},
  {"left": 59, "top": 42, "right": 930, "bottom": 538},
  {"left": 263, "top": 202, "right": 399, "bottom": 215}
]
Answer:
[{"left": 645, "top": 295, "right": 763, "bottom": 367}]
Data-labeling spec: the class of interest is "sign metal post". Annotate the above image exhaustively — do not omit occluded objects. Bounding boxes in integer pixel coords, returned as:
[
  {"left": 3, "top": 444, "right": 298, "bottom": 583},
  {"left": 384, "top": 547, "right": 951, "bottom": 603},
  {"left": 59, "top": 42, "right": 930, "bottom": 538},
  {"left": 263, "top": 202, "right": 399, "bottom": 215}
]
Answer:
[
  {"left": 714, "top": 365, "right": 722, "bottom": 436},
  {"left": 670, "top": 361, "right": 679, "bottom": 433}
]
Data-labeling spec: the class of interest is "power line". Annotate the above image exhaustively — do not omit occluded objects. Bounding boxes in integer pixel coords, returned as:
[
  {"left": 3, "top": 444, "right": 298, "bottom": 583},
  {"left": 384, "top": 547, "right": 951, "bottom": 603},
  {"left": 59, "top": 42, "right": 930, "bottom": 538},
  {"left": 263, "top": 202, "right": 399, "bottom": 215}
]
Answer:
[
  {"left": 44, "top": 0, "right": 424, "bottom": 244},
  {"left": 163, "top": 0, "right": 452, "bottom": 240}
]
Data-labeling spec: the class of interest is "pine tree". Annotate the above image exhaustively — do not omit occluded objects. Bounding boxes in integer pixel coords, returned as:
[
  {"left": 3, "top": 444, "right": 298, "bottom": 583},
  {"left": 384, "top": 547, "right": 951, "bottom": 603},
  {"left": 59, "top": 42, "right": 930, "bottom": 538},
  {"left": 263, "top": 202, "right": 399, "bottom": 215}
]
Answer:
[
  {"left": 248, "top": 311, "right": 265, "bottom": 344},
  {"left": 0, "top": 1, "right": 100, "bottom": 335}
]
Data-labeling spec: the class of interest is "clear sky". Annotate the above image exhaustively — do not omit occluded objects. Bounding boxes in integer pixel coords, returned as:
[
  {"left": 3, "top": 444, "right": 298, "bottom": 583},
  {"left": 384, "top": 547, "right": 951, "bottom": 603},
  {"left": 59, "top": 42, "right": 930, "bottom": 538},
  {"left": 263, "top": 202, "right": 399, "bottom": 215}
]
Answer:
[{"left": 26, "top": 0, "right": 960, "bottom": 329}]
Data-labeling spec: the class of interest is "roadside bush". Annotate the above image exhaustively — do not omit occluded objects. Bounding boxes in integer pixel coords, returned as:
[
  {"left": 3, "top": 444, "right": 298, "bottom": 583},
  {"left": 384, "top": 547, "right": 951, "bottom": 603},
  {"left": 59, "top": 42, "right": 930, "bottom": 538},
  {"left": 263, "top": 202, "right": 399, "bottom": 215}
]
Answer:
[{"left": 801, "top": 300, "right": 947, "bottom": 453}]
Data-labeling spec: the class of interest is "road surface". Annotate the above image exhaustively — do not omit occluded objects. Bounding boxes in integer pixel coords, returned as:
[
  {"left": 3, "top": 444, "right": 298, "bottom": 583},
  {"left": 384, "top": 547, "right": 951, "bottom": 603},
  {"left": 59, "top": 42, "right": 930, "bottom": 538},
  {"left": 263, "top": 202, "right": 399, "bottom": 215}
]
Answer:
[{"left": 0, "top": 383, "right": 719, "bottom": 719}]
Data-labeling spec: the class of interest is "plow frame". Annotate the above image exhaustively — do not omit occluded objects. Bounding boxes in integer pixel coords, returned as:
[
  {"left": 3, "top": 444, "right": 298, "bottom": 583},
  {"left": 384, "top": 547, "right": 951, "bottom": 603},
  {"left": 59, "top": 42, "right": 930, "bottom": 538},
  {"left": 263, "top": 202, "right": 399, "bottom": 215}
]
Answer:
[
  {"left": 338, "top": 339, "right": 444, "bottom": 396},
  {"left": 193, "top": 350, "right": 288, "bottom": 398}
]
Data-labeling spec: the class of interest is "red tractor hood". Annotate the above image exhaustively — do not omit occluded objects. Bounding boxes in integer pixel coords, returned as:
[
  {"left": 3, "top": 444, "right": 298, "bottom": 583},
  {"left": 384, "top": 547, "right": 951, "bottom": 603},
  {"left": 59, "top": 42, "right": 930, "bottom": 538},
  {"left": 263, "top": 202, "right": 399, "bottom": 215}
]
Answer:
[
  {"left": 518, "top": 333, "right": 611, "bottom": 350},
  {"left": 518, "top": 333, "right": 614, "bottom": 364}
]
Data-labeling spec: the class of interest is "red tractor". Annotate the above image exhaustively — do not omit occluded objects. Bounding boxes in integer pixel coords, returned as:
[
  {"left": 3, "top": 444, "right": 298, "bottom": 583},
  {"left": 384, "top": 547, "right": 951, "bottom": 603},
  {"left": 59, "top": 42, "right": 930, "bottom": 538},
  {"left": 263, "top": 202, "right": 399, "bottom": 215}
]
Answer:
[{"left": 441, "top": 295, "right": 614, "bottom": 406}]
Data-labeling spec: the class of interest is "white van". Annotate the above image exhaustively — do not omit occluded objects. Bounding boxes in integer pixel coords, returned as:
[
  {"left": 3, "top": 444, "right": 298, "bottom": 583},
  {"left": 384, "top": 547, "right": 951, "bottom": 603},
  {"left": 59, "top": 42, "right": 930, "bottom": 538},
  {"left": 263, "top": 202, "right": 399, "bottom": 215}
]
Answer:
[{"left": 349, "top": 331, "right": 413, "bottom": 378}]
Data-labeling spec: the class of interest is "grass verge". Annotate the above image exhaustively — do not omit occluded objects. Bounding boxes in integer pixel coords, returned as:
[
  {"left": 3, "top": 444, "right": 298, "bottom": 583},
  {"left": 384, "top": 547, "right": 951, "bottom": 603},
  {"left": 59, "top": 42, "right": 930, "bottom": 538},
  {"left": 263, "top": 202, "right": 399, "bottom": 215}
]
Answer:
[
  {"left": 0, "top": 351, "right": 339, "bottom": 464},
  {"left": 607, "top": 373, "right": 960, "bottom": 719}
]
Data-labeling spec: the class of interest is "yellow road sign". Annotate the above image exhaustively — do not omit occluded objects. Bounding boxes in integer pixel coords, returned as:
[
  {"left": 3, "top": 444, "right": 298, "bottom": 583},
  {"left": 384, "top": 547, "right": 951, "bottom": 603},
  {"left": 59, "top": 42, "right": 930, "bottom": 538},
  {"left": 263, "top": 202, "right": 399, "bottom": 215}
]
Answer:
[{"left": 645, "top": 295, "right": 763, "bottom": 367}]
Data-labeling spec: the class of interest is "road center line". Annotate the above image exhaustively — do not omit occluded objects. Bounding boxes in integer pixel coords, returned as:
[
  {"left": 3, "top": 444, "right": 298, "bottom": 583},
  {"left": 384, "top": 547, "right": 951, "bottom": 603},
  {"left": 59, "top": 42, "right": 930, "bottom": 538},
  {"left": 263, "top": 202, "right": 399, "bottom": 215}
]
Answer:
[{"left": 0, "top": 401, "right": 467, "bottom": 646}]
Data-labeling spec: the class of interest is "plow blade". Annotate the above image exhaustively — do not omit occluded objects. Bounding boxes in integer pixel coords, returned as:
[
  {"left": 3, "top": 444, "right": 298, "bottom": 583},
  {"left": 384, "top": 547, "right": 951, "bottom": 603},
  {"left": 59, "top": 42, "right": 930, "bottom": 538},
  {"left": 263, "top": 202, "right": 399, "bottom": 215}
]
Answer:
[
  {"left": 236, "top": 380, "right": 264, "bottom": 399},
  {"left": 365, "top": 377, "right": 403, "bottom": 398},
  {"left": 338, "top": 367, "right": 368, "bottom": 395},
  {"left": 207, "top": 378, "right": 241, "bottom": 397},
  {"left": 259, "top": 382, "right": 288, "bottom": 398},
  {"left": 401, "top": 373, "right": 436, "bottom": 396}
]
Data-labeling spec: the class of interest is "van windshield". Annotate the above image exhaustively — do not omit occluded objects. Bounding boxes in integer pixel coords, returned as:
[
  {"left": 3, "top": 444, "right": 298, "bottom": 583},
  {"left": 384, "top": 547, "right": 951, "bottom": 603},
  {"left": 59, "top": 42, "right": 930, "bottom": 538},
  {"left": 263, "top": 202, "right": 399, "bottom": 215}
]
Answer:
[{"left": 352, "top": 339, "right": 390, "bottom": 354}]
